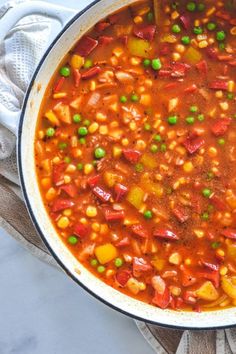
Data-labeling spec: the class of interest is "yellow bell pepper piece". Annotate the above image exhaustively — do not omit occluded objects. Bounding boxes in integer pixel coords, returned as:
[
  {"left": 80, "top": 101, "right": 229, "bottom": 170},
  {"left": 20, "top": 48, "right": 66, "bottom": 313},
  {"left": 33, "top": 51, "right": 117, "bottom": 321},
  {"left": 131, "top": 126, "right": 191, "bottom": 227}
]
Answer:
[
  {"left": 196, "top": 281, "right": 219, "bottom": 301},
  {"left": 70, "top": 54, "right": 84, "bottom": 69},
  {"left": 127, "top": 37, "right": 151, "bottom": 58},
  {"left": 126, "top": 186, "right": 145, "bottom": 209},
  {"left": 103, "top": 171, "right": 122, "bottom": 188},
  {"left": 95, "top": 243, "right": 118, "bottom": 265},
  {"left": 222, "top": 276, "right": 236, "bottom": 299},
  {"left": 140, "top": 153, "right": 158, "bottom": 169},
  {"left": 44, "top": 110, "right": 60, "bottom": 126},
  {"left": 183, "top": 46, "right": 202, "bottom": 64}
]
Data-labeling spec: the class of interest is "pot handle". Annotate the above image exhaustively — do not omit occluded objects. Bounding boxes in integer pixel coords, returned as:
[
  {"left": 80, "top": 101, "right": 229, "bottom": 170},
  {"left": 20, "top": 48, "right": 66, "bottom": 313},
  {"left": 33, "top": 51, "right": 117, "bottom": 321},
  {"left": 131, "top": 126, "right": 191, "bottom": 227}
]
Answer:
[{"left": 0, "top": 1, "right": 77, "bottom": 135}]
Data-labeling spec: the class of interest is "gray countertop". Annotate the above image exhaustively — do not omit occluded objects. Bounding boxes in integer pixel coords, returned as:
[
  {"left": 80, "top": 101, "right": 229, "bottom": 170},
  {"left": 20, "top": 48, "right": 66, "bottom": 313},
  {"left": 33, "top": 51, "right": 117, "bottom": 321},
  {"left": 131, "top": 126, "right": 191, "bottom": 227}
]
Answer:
[{"left": 0, "top": 0, "right": 154, "bottom": 353}]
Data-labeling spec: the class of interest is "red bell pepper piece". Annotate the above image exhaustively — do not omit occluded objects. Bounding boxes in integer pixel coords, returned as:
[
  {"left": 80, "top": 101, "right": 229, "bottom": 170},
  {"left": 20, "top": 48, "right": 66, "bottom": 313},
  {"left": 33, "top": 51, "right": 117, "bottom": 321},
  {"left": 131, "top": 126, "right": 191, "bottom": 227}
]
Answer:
[
  {"left": 133, "top": 257, "right": 152, "bottom": 276},
  {"left": 119, "top": 35, "right": 128, "bottom": 46},
  {"left": 116, "top": 270, "right": 131, "bottom": 287},
  {"left": 87, "top": 175, "right": 100, "bottom": 188},
  {"left": 206, "top": 47, "right": 218, "bottom": 60},
  {"left": 115, "top": 237, "right": 130, "bottom": 248},
  {"left": 81, "top": 66, "right": 102, "bottom": 80},
  {"left": 95, "top": 21, "right": 110, "bottom": 32},
  {"left": 114, "top": 183, "right": 128, "bottom": 202},
  {"left": 73, "top": 222, "right": 90, "bottom": 238},
  {"left": 216, "top": 10, "right": 231, "bottom": 20},
  {"left": 201, "top": 261, "right": 219, "bottom": 272},
  {"left": 103, "top": 209, "right": 125, "bottom": 222},
  {"left": 133, "top": 25, "right": 156, "bottom": 41},
  {"left": 209, "top": 81, "right": 228, "bottom": 91},
  {"left": 209, "top": 194, "right": 227, "bottom": 211},
  {"left": 221, "top": 229, "right": 236, "bottom": 240},
  {"left": 196, "top": 60, "right": 208, "bottom": 75},
  {"left": 158, "top": 69, "right": 172, "bottom": 77},
  {"left": 53, "top": 77, "right": 65, "bottom": 93},
  {"left": 52, "top": 162, "right": 66, "bottom": 186},
  {"left": 99, "top": 36, "right": 114, "bottom": 45},
  {"left": 108, "top": 14, "right": 119, "bottom": 24},
  {"left": 211, "top": 117, "right": 232, "bottom": 136},
  {"left": 181, "top": 266, "right": 197, "bottom": 287},
  {"left": 152, "top": 287, "right": 171, "bottom": 309},
  {"left": 131, "top": 224, "right": 149, "bottom": 238},
  {"left": 198, "top": 269, "right": 220, "bottom": 288},
  {"left": 184, "top": 84, "right": 197, "bottom": 94},
  {"left": 182, "top": 135, "right": 205, "bottom": 154},
  {"left": 217, "top": 54, "right": 233, "bottom": 62},
  {"left": 76, "top": 36, "right": 98, "bottom": 57},
  {"left": 159, "top": 44, "right": 170, "bottom": 56},
  {"left": 229, "top": 60, "right": 236, "bottom": 67},
  {"left": 171, "top": 62, "right": 190, "bottom": 78},
  {"left": 93, "top": 186, "right": 111, "bottom": 202},
  {"left": 73, "top": 69, "right": 81, "bottom": 88},
  {"left": 123, "top": 149, "right": 141, "bottom": 163},
  {"left": 172, "top": 207, "right": 189, "bottom": 223},
  {"left": 179, "top": 14, "right": 191, "bottom": 30},
  {"left": 230, "top": 18, "right": 236, "bottom": 26},
  {"left": 51, "top": 198, "right": 74, "bottom": 212},
  {"left": 60, "top": 184, "right": 77, "bottom": 198},
  {"left": 153, "top": 229, "right": 179, "bottom": 241}
]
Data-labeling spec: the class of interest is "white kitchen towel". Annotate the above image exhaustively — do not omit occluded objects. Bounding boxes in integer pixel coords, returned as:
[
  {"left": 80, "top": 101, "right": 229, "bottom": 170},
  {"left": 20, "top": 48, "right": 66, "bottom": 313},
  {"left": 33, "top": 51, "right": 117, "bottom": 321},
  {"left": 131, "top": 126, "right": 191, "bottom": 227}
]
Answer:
[{"left": 0, "top": 1, "right": 235, "bottom": 353}]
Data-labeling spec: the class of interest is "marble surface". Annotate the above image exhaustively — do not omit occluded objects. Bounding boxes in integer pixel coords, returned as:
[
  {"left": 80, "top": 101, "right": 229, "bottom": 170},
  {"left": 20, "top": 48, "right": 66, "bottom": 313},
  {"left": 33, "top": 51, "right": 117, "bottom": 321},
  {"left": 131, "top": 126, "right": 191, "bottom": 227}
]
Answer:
[{"left": 0, "top": 0, "right": 154, "bottom": 353}]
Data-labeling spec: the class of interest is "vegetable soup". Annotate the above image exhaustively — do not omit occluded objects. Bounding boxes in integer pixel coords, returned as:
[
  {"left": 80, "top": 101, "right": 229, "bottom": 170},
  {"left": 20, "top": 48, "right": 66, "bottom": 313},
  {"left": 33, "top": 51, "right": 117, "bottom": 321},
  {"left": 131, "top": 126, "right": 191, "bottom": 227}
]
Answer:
[{"left": 35, "top": 0, "right": 236, "bottom": 311}]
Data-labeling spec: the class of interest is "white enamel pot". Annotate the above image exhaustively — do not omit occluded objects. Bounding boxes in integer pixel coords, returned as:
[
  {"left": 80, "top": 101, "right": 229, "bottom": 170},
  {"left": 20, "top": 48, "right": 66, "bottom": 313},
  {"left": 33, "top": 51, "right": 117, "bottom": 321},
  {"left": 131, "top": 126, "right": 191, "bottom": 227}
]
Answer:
[{"left": 1, "top": 0, "right": 236, "bottom": 330}]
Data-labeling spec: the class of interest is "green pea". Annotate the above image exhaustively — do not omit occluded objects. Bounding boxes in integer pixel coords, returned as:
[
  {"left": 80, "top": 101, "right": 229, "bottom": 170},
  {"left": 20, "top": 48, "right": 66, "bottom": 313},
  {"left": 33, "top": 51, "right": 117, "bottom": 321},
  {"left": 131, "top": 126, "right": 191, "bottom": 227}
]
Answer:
[
  {"left": 60, "top": 66, "right": 70, "bottom": 77},
  {"left": 144, "top": 210, "right": 153, "bottom": 219},
  {"left": 131, "top": 94, "right": 139, "bottom": 102},
  {"left": 78, "top": 126, "right": 88, "bottom": 136},
  {"left": 68, "top": 235, "right": 78, "bottom": 245},
  {"left": 154, "top": 134, "right": 162, "bottom": 142},
  {"left": 168, "top": 115, "right": 178, "bottom": 125},
  {"left": 201, "top": 212, "right": 209, "bottom": 221},
  {"left": 207, "top": 22, "right": 216, "bottom": 31},
  {"left": 120, "top": 95, "right": 127, "bottom": 103},
  {"left": 46, "top": 127, "right": 55, "bottom": 137},
  {"left": 143, "top": 58, "right": 151, "bottom": 68},
  {"left": 64, "top": 157, "right": 71, "bottom": 164},
  {"left": 172, "top": 24, "right": 181, "bottom": 33},
  {"left": 211, "top": 241, "right": 221, "bottom": 249},
  {"left": 79, "top": 137, "right": 86, "bottom": 145},
  {"left": 84, "top": 59, "right": 93, "bottom": 69},
  {"left": 197, "top": 3, "right": 205, "bottom": 11},
  {"left": 114, "top": 258, "right": 123, "bottom": 267},
  {"left": 227, "top": 93, "right": 234, "bottom": 100},
  {"left": 216, "top": 31, "right": 226, "bottom": 41},
  {"left": 94, "top": 147, "right": 106, "bottom": 159},
  {"left": 193, "top": 26, "right": 203, "bottom": 35},
  {"left": 186, "top": 116, "right": 195, "bottom": 124},
  {"left": 83, "top": 119, "right": 90, "bottom": 127},
  {"left": 90, "top": 259, "right": 98, "bottom": 267},
  {"left": 190, "top": 105, "right": 198, "bottom": 112},
  {"left": 58, "top": 142, "right": 67, "bottom": 150},
  {"left": 202, "top": 188, "right": 212, "bottom": 198},
  {"left": 219, "top": 42, "right": 225, "bottom": 51},
  {"left": 152, "top": 58, "right": 162, "bottom": 70},
  {"left": 144, "top": 123, "right": 151, "bottom": 131},
  {"left": 147, "top": 11, "right": 154, "bottom": 22},
  {"left": 135, "top": 163, "right": 144, "bottom": 173},
  {"left": 181, "top": 36, "right": 191, "bottom": 45},
  {"left": 97, "top": 265, "right": 106, "bottom": 273},
  {"left": 77, "top": 163, "right": 83, "bottom": 170},
  {"left": 171, "top": 1, "right": 178, "bottom": 9},
  {"left": 197, "top": 114, "right": 205, "bottom": 122},
  {"left": 73, "top": 114, "right": 82, "bottom": 123},
  {"left": 218, "top": 138, "right": 225, "bottom": 145},
  {"left": 160, "top": 143, "right": 167, "bottom": 152},
  {"left": 150, "top": 144, "right": 158, "bottom": 153},
  {"left": 186, "top": 2, "right": 196, "bottom": 11}
]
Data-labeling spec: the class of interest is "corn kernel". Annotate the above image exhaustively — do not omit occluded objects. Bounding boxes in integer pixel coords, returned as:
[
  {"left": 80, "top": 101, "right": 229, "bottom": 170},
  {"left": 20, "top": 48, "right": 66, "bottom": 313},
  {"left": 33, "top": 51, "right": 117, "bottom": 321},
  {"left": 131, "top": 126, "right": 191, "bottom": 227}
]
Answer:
[
  {"left": 175, "top": 44, "right": 185, "bottom": 53},
  {"left": 106, "top": 269, "right": 115, "bottom": 277},
  {"left": 228, "top": 80, "right": 235, "bottom": 92},
  {"left": 84, "top": 164, "right": 94, "bottom": 175},
  {"left": 133, "top": 15, "right": 143, "bottom": 24},
  {"left": 215, "top": 90, "right": 223, "bottom": 98},
  {"left": 121, "top": 138, "right": 129, "bottom": 146},
  {"left": 99, "top": 125, "right": 108, "bottom": 135},
  {"left": 139, "top": 282, "right": 146, "bottom": 291},
  {"left": 144, "top": 79, "right": 153, "bottom": 87},
  {"left": 171, "top": 10, "right": 179, "bottom": 20},
  {"left": 86, "top": 206, "right": 97, "bottom": 218},
  {"left": 100, "top": 224, "right": 109, "bottom": 235},
  {"left": 113, "top": 146, "right": 122, "bottom": 158},
  {"left": 80, "top": 218, "right": 88, "bottom": 225},
  {"left": 88, "top": 122, "right": 99, "bottom": 134},
  {"left": 92, "top": 222, "right": 100, "bottom": 232},
  {"left": 170, "top": 286, "right": 181, "bottom": 296},
  {"left": 65, "top": 164, "right": 76, "bottom": 173},
  {"left": 216, "top": 249, "right": 225, "bottom": 258},
  {"left": 169, "top": 252, "right": 182, "bottom": 265},
  {"left": 113, "top": 47, "right": 124, "bottom": 58},
  {"left": 57, "top": 216, "right": 70, "bottom": 229},
  {"left": 53, "top": 92, "right": 67, "bottom": 99},
  {"left": 129, "top": 121, "right": 137, "bottom": 131},
  {"left": 198, "top": 40, "right": 208, "bottom": 49},
  {"left": 96, "top": 112, "right": 107, "bottom": 122},
  {"left": 208, "top": 147, "right": 217, "bottom": 158},
  {"left": 45, "top": 187, "right": 57, "bottom": 201},
  {"left": 130, "top": 56, "right": 141, "bottom": 65},
  {"left": 140, "top": 94, "right": 151, "bottom": 106},
  {"left": 183, "top": 161, "right": 194, "bottom": 173},
  {"left": 172, "top": 52, "right": 181, "bottom": 61},
  {"left": 90, "top": 232, "right": 98, "bottom": 241},
  {"left": 63, "top": 209, "right": 72, "bottom": 217},
  {"left": 136, "top": 139, "right": 146, "bottom": 150},
  {"left": 38, "top": 130, "right": 45, "bottom": 139},
  {"left": 64, "top": 175, "right": 71, "bottom": 184},
  {"left": 185, "top": 258, "right": 191, "bottom": 265},
  {"left": 70, "top": 54, "right": 84, "bottom": 69},
  {"left": 220, "top": 266, "right": 228, "bottom": 276},
  {"left": 220, "top": 101, "right": 229, "bottom": 111},
  {"left": 90, "top": 80, "right": 96, "bottom": 91},
  {"left": 41, "top": 177, "right": 51, "bottom": 189}
]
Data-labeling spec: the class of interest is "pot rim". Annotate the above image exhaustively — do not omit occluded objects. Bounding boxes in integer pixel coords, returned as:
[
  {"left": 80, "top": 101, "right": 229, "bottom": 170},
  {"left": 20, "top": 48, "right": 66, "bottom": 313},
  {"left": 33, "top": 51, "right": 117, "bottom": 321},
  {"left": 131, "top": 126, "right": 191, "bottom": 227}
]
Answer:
[{"left": 17, "top": 0, "right": 236, "bottom": 330}]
